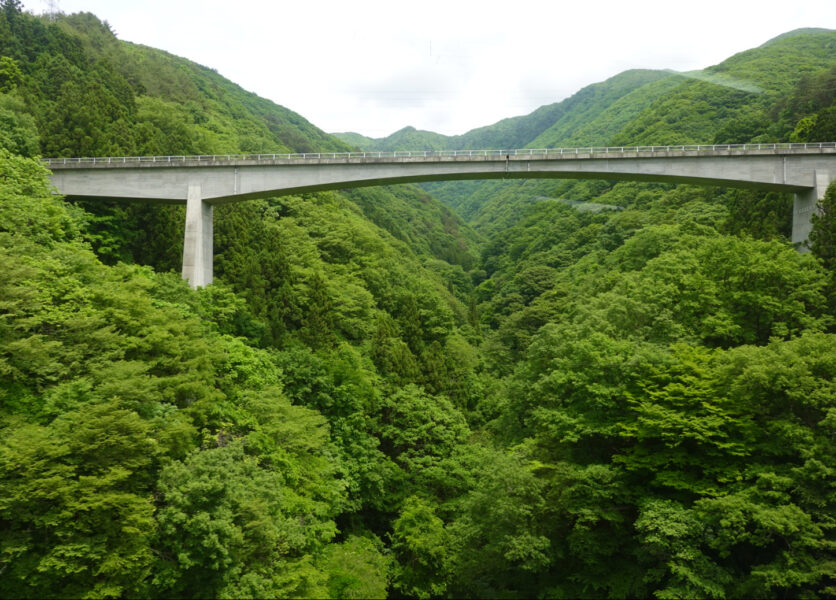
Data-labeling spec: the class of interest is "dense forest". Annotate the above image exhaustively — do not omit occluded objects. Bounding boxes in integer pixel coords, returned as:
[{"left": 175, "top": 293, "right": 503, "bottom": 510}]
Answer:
[{"left": 1, "top": 2, "right": 835, "bottom": 598}]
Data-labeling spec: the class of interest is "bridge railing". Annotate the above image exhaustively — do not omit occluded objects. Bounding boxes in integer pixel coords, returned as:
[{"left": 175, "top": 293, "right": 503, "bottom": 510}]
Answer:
[{"left": 41, "top": 142, "right": 836, "bottom": 166}]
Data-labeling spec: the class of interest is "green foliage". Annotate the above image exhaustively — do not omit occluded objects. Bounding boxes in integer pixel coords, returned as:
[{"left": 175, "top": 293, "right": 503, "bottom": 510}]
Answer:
[
  {"left": 0, "top": 55, "right": 22, "bottom": 92},
  {"left": 155, "top": 437, "right": 336, "bottom": 599},
  {"left": 0, "top": 153, "right": 349, "bottom": 598},
  {"left": 529, "top": 69, "right": 675, "bottom": 148},
  {"left": 721, "top": 189, "right": 792, "bottom": 240},
  {"left": 319, "top": 535, "right": 390, "bottom": 599},
  {"left": 3, "top": 12, "right": 836, "bottom": 600},
  {"left": 343, "top": 185, "right": 480, "bottom": 270},
  {"left": 390, "top": 496, "right": 451, "bottom": 599},
  {"left": 0, "top": 93, "right": 39, "bottom": 156},
  {"left": 336, "top": 70, "right": 671, "bottom": 153},
  {"left": 810, "top": 181, "right": 836, "bottom": 316},
  {"left": 448, "top": 450, "right": 552, "bottom": 598},
  {"left": 0, "top": 401, "right": 157, "bottom": 599},
  {"left": 501, "top": 327, "right": 836, "bottom": 598},
  {"left": 810, "top": 181, "right": 836, "bottom": 271},
  {"left": 380, "top": 385, "right": 469, "bottom": 474}
]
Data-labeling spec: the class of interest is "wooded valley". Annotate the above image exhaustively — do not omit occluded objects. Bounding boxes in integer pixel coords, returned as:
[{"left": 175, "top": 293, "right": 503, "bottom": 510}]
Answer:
[{"left": 1, "top": 3, "right": 835, "bottom": 597}]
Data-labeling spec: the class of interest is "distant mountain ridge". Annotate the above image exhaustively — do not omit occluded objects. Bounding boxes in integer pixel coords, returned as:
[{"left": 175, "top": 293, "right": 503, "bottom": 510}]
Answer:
[{"left": 333, "top": 69, "right": 669, "bottom": 151}]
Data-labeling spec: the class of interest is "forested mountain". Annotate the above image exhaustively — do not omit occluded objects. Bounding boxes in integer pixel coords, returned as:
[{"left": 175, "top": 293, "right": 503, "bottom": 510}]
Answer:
[
  {"left": 1, "top": 2, "right": 835, "bottom": 598},
  {"left": 333, "top": 69, "right": 670, "bottom": 151}
]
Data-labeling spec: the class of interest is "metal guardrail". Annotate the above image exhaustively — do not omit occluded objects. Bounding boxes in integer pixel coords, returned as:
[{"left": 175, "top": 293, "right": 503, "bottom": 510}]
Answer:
[{"left": 41, "top": 142, "right": 836, "bottom": 166}]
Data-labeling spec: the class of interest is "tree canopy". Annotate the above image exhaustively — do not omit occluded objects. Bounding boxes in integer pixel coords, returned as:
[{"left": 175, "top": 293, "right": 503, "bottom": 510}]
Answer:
[{"left": 1, "top": 9, "right": 835, "bottom": 598}]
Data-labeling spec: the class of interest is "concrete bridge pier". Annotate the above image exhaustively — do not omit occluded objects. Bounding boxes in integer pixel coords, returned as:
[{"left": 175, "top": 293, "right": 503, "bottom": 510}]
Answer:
[
  {"left": 793, "top": 170, "right": 830, "bottom": 251},
  {"left": 181, "top": 183, "right": 213, "bottom": 288}
]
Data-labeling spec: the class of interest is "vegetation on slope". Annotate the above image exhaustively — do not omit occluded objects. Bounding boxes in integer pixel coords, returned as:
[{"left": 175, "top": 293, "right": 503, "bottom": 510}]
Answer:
[
  {"left": 334, "top": 69, "right": 669, "bottom": 152},
  {"left": 1, "top": 3, "right": 835, "bottom": 598}
]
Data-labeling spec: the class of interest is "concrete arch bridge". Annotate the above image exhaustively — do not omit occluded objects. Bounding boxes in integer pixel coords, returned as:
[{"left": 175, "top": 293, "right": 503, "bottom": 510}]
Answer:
[{"left": 45, "top": 143, "right": 836, "bottom": 287}]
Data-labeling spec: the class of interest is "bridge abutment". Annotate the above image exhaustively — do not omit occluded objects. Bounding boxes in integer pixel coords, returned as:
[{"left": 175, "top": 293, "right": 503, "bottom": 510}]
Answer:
[
  {"left": 793, "top": 170, "right": 830, "bottom": 251},
  {"left": 181, "top": 184, "right": 213, "bottom": 288}
]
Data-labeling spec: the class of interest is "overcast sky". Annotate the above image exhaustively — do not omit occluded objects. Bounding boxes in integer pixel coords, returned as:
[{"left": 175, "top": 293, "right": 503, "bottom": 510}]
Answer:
[{"left": 21, "top": 0, "right": 836, "bottom": 138}]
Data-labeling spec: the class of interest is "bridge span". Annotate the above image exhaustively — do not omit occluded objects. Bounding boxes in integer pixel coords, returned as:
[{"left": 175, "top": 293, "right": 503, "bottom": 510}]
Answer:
[{"left": 45, "top": 143, "right": 836, "bottom": 288}]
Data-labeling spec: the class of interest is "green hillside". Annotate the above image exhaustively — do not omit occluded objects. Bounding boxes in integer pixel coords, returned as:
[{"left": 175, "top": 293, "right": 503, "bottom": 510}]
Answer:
[
  {"left": 0, "top": 7, "right": 481, "bottom": 267},
  {"left": 0, "top": 6, "right": 486, "bottom": 596},
  {"left": 424, "top": 28, "right": 836, "bottom": 231},
  {"left": 352, "top": 28, "right": 836, "bottom": 234},
  {"left": 1, "top": 3, "right": 835, "bottom": 598},
  {"left": 335, "top": 125, "right": 449, "bottom": 151},
  {"left": 334, "top": 69, "right": 669, "bottom": 151},
  {"left": 330, "top": 129, "right": 377, "bottom": 149}
]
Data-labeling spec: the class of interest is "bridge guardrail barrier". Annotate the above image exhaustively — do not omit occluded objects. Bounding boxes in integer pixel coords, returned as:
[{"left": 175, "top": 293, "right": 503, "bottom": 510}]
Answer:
[{"left": 41, "top": 142, "right": 836, "bottom": 167}]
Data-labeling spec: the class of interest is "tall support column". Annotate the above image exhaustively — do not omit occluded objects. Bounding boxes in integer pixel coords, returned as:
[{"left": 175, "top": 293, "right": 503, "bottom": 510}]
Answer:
[
  {"left": 793, "top": 170, "right": 830, "bottom": 252},
  {"left": 181, "top": 183, "right": 214, "bottom": 288}
]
